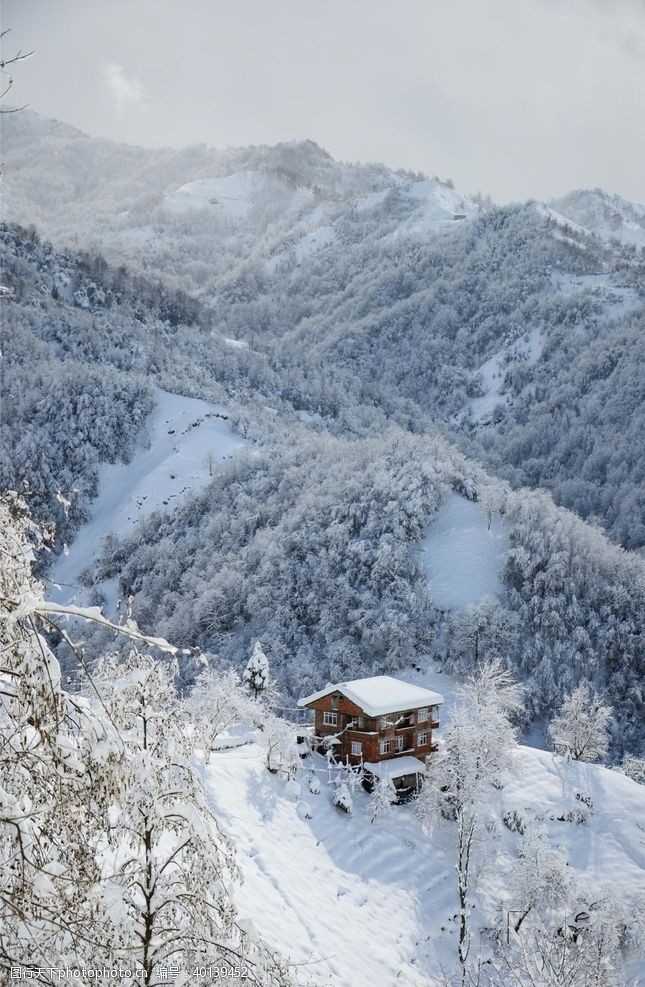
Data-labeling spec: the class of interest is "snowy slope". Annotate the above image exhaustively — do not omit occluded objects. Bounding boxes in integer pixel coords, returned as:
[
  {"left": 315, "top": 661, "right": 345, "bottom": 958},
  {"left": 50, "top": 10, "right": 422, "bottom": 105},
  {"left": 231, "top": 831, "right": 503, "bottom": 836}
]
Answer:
[
  {"left": 263, "top": 176, "right": 479, "bottom": 275},
  {"left": 551, "top": 189, "right": 645, "bottom": 249},
  {"left": 555, "top": 272, "right": 643, "bottom": 325},
  {"left": 204, "top": 741, "right": 645, "bottom": 987},
  {"left": 163, "top": 171, "right": 313, "bottom": 221},
  {"left": 465, "top": 327, "right": 544, "bottom": 426},
  {"left": 48, "top": 389, "right": 248, "bottom": 608},
  {"left": 420, "top": 492, "right": 509, "bottom": 609},
  {"left": 396, "top": 178, "right": 479, "bottom": 235}
]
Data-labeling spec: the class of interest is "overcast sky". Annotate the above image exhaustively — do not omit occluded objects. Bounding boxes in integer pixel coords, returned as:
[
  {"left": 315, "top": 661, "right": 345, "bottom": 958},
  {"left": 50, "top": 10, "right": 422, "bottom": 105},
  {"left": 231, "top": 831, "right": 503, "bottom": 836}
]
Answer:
[{"left": 3, "top": 0, "right": 645, "bottom": 203}]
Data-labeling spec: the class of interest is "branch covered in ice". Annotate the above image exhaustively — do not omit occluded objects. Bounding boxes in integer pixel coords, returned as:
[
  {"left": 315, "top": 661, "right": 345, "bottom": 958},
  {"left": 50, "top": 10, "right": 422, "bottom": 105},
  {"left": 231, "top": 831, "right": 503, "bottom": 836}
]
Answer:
[{"left": 12, "top": 593, "right": 178, "bottom": 654}]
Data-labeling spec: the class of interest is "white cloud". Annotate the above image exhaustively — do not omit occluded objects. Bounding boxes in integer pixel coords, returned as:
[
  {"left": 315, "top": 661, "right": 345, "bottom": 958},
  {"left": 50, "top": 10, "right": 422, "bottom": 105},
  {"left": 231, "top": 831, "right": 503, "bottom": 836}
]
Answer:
[{"left": 103, "top": 62, "right": 147, "bottom": 114}]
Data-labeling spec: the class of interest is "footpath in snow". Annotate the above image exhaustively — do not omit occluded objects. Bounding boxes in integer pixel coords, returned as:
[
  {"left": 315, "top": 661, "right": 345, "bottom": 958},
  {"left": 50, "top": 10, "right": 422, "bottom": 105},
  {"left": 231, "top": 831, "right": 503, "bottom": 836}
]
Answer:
[{"left": 48, "top": 389, "right": 248, "bottom": 609}]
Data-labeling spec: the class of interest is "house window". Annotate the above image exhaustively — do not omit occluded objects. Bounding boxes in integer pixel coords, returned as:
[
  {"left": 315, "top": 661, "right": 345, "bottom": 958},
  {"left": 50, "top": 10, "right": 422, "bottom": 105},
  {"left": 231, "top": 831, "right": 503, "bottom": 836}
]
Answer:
[
  {"left": 396, "top": 735, "right": 404, "bottom": 752},
  {"left": 379, "top": 738, "right": 391, "bottom": 755},
  {"left": 331, "top": 695, "right": 339, "bottom": 710},
  {"left": 380, "top": 717, "right": 391, "bottom": 730},
  {"left": 355, "top": 716, "right": 365, "bottom": 729},
  {"left": 417, "top": 708, "right": 429, "bottom": 723},
  {"left": 323, "top": 711, "right": 337, "bottom": 727},
  {"left": 417, "top": 731, "right": 428, "bottom": 747},
  {"left": 351, "top": 741, "right": 362, "bottom": 756}
]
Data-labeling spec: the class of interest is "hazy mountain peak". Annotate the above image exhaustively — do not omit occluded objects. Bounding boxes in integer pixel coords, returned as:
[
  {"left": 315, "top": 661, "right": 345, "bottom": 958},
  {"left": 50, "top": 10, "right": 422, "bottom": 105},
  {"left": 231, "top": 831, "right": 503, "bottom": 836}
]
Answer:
[{"left": 551, "top": 187, "right": 645, "bottom": 248}]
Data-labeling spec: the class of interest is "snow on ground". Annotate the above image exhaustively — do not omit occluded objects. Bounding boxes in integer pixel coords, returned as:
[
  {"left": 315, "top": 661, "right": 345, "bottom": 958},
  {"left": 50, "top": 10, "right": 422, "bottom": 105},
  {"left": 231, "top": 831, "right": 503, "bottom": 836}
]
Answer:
[
  {"left": 551, "top": 189, "right": 645, "bottom": 249},
  {"left": 534, "top": 202, "right": 589, "bottom": 239},
  {"left": 293, "top": 224, "right": 337, "bottom": 261},
  {"left": 466, "top": 326, "right": 544, "bottom": 425},
  {"left": 398, "top": 179, "right": 478, "bottom": 236},
  {"left": 468, "top": 349, "right": 510, "bottom": 423},
  {"left": 354, "top": 187, "right": 391, "bottom": 212},
  {"left": 222, "top": 335, "right": 250, "bottom": 349},
  {"left": 204, "top": 741, "right": 645, "bottom": 987},
  {"left": 266, "top": 223, "right": 338, "bottom": 274},
  {"left": 264, "top": 177, "right": 478, "bottom": 274},
  {"left": 48, "top": 389, "right": 248, "bottom": 608},
  {"left": 163, "top": 171, "right": 312, "bottom": 220},
  {"left": 556, "top": 272, "right": 642, "bottom": 325},
  {"left": 354, "top": 178, "right": 478, "bottom": 236},
  {"left": 420, "top": 492, "right": 508, "bottom": 609}
]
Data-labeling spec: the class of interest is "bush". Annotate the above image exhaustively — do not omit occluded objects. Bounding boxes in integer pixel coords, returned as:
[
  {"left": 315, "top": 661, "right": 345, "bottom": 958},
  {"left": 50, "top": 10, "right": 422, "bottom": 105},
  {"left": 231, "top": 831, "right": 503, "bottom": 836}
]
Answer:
[{"left": 333, "top": 783, "right": 353, "bottom": 814}]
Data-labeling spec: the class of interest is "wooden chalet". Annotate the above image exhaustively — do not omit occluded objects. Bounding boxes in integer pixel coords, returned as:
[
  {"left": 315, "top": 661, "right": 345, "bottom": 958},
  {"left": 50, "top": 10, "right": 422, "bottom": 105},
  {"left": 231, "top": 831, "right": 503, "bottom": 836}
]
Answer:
[{"left": 298, "top": 675, "right": 443, "bottom": 796}]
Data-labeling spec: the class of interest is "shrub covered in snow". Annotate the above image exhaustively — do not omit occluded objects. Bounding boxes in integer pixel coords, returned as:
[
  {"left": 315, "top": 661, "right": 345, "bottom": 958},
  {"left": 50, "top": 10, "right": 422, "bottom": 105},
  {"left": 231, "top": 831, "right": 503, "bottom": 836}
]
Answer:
[
  {"left": 368, "top": 778, "right": 396, "bottom": 823},
  {"left": 621, "top": 754, "right": 645, "bottom": 786},
  {"left": 333, "top": 783, "right": 353, "bottom": 814}
]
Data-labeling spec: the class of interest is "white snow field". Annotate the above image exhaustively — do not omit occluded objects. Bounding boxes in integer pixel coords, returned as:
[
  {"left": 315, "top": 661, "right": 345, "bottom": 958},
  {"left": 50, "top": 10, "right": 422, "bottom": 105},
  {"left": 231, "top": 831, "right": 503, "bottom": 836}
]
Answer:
[
  {"left": 204, "top": 741, "right": 645, "bottom": 987},
  {"left": 48, "top": 389, "right": 248, "bottom": 607},
  {"left": 355, "top": 177, "right": 478, "bottom": 232},
  {"left": 396, "top": 178, "right": 479, "bottom": 236},
  {"left": 163, "top": 171, "right": 312, "bottom": 221},
  {"left": 420, "top": 492, "right": 509, "bottom": 609}
]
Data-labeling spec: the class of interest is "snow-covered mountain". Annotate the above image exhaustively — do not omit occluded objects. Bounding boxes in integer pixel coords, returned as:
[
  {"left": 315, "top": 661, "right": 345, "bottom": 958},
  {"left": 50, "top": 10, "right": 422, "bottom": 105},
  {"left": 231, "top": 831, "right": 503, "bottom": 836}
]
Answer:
[
  {"left": 551, "top": 188, "right": 645, "bottom": 249},
  {"left": 2, "top": 107, "right": 645, "bottom": 987},
  {"left": 1, "top": 112, "right": 644, "bottom": 752}
]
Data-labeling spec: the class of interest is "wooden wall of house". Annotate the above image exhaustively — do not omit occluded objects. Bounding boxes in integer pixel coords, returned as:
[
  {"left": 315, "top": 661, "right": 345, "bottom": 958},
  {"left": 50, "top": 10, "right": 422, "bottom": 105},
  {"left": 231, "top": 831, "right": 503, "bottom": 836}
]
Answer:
[{"left": 307, "top": 692, "right": 440, "bottom": 766}]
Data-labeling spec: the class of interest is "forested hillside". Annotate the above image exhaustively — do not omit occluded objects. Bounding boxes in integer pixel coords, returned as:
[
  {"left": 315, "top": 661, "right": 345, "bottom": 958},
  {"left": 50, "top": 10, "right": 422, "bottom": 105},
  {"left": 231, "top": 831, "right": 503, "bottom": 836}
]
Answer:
[
  {"left": 3, "top": 112, "right": 643, "bottom": 547},
  {"left": 1, "top": 112, "right": 644, "bottom": 756}
]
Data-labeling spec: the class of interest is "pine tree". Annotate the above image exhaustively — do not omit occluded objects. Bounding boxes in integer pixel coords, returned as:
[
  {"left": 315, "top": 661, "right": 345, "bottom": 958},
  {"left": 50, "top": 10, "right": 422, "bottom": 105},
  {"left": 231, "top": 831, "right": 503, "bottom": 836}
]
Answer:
[{"left": 243, "top": 640, "right": 270, "bottom": 699}]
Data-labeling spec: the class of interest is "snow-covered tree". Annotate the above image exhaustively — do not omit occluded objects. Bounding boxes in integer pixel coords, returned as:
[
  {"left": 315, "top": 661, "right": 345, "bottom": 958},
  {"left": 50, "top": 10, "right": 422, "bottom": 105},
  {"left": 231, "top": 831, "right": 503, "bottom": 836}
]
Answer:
[
  {"left": 493, "top": 892, "right": 645, "bottom": 987},
  {"left": 190, "top": 664, "right": 253, "bottom": 762},
  {"left": 368, "top": 777, "right": 396, "bottom": 823},
  {"left": 264, "top": 714, "right": 299, "bottom": 777},
  {"left": 620, "top": 753, "right": 645, "bottom": 785},
  {"left": 417, "top": 659, "right": 522, "bottom": 986},
  {"left": 0, "top": 494, "right": 105, "bottom": 974},
  {"left": 333, "top": 783, "right": 353, "bottom": 814},
  {"left": 504, "top": 827, "right": 575, "bottom": 936},
  {"left": 244, "top": 640, "right": 270, "bottom": 699},
  {"left": 91, "top": 649, "right": 296, "bottom": 984},
  {"left": 547, "top": 682, "right": 613, "bottom": 762},
  {"left": 0, "top": 496, "right": 296, "bottom": 985}
]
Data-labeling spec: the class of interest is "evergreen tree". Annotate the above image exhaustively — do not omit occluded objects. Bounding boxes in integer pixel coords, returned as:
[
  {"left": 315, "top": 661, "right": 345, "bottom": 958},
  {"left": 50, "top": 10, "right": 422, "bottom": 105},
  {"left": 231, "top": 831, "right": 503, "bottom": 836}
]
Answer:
[{"left": 243, "top": 640, "right": 270, "bottom": 699}]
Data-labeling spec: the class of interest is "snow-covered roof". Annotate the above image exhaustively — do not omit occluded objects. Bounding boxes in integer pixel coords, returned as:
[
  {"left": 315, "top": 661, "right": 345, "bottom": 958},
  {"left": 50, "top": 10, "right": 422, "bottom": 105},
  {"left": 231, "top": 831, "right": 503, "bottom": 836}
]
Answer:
[
  {"left": 364, "top": 756, "right": 427, "bottom": 779},
  {"left": 298, "top": 675, "right": 443, "bottom": 716}
]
